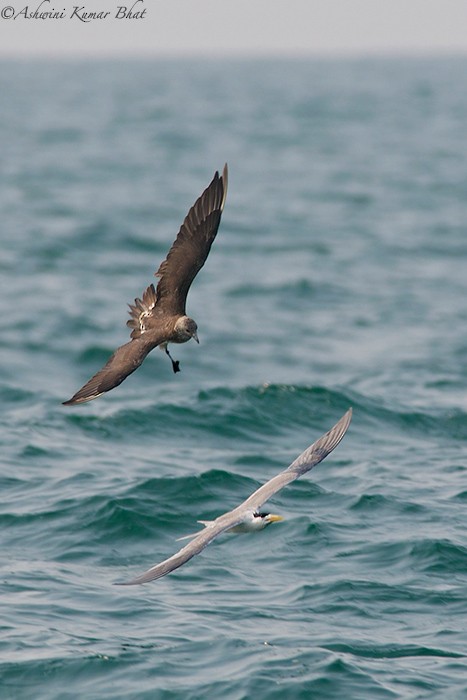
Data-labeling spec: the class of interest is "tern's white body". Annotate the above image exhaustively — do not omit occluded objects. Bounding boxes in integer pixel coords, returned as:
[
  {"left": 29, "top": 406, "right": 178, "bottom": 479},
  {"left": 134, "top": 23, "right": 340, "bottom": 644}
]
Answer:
[{"left": 228, "top": 512, "right": 283, "bottom": 533}]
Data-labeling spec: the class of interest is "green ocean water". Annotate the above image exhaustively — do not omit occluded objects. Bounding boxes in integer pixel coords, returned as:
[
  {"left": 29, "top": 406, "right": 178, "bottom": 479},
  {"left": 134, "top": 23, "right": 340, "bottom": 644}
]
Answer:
[{"left": 1, "top": 56, "right": 467, "bottom": 699}]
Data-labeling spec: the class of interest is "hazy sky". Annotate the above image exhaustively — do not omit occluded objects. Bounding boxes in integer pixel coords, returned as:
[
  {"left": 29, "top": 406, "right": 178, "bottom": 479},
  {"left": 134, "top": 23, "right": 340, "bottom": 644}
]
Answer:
[{"left": 1, "top": 0, "right": 467, "bottom": 56}]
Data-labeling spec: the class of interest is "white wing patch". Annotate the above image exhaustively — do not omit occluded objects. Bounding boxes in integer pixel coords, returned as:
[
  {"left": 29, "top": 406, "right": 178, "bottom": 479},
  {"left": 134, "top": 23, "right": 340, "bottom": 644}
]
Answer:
[{"left": 127, "top": 283, "right": 157, "bottom": 338}]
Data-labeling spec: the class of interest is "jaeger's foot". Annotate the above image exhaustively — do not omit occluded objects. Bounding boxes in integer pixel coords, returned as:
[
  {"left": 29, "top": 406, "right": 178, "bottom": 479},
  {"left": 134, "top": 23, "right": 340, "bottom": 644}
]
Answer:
[{"left": 165, "top": 346, "right": 181, "bottom": 374}]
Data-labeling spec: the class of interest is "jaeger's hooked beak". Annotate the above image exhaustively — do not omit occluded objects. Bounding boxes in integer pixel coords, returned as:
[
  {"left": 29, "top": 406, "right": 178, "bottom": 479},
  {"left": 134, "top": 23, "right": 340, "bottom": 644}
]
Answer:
[
  {"left": 192, "top": 331, "right": 199, "bottom": 344},
  {"left": 265, "top": 514, "right": 283, "bottom": 524}
]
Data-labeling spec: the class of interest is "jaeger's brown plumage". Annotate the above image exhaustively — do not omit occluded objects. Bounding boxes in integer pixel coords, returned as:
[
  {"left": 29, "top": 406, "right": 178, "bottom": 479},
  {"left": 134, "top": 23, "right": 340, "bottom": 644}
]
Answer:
[{"left": 63, "top": 165, "right": 228, "bottom": 406}]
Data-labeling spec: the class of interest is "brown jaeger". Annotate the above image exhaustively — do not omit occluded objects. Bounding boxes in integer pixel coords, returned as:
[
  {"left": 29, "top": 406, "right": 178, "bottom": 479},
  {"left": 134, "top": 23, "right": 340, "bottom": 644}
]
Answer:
[{"left": 63, "top": 165, "right": 228, "bottom": 406}]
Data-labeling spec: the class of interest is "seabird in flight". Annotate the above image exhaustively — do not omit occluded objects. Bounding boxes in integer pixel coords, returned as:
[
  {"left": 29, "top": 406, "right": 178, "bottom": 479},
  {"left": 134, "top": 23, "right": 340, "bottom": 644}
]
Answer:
[
  {"left": 63, "top": 165, "right": 228, "bottom": 405},
  {"left": 117, "top": 408, "right": 352, "bottom": 585}
]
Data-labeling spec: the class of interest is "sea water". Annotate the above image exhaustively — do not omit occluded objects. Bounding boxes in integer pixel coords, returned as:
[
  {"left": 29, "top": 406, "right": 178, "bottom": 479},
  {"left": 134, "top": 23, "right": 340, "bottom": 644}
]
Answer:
[{"left": 1, "top": 56, "right": 467, "bottom": 699}]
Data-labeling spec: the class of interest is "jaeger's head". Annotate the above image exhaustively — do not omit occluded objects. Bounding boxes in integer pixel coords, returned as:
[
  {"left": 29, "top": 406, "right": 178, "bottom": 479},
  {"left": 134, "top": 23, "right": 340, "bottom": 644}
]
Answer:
[{"left": 174, "top": 316, "right": 199, "bottom": 343}]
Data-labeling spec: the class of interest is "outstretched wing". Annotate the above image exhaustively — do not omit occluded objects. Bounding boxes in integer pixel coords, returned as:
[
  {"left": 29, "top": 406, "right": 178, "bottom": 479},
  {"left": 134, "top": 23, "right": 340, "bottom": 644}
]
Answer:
[
  {"left": 155, "top": 164, "right": 228, "bottom": 315},
  {"left": 240, "top": 408, "right": 352, "bottom": 513},
  {"left": 116, "top": 513, "right": 243, "bottom": 585},
  {"left": 62, "top": 335, "right": 163, "bottom": 406}
]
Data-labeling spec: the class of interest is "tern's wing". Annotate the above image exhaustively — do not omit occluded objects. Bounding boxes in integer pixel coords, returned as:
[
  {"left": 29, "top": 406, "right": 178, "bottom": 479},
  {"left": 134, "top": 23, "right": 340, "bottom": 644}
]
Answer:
[
  {"left": 62, "top": 334, "right": 163, "bottom": 406},
  {"left": 240, "top": 409, "right": 352, "bottom": 513},
  {"left": 154, "top": 165, "right": 228, "bottom": 316},
  {"left": 116, "top": 511, "right": 243, "bottom": 585}
]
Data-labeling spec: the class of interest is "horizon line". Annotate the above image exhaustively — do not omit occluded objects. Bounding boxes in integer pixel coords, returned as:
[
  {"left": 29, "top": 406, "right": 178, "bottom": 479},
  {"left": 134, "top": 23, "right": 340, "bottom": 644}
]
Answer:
[{"left": 1, "top": 48, "right": 467, "bottom": 61}]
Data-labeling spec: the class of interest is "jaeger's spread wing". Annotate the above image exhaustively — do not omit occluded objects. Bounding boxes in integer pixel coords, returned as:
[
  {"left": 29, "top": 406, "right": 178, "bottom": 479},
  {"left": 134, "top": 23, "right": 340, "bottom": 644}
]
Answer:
[{"left": 154, "top": 165, "right": 228, "bottom": 316}]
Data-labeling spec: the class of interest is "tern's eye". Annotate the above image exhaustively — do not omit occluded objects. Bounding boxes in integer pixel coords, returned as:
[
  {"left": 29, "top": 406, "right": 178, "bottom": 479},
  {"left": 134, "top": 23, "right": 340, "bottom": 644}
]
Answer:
[{"left": 254, "top": 512, "right": 267, "bottom": 519}]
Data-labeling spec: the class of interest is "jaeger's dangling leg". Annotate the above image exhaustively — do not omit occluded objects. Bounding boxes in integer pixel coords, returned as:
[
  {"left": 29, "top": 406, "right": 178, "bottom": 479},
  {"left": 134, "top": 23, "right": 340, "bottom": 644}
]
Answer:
[{"left": 165, "top": 346, "right": 180, "bottom": 374}]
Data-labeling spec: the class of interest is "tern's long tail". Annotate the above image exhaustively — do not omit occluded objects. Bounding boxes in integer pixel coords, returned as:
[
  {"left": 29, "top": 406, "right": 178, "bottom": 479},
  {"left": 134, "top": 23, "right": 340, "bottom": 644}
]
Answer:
[{"left": 176, "top": 520, "right": 214, "bottom": 541}]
